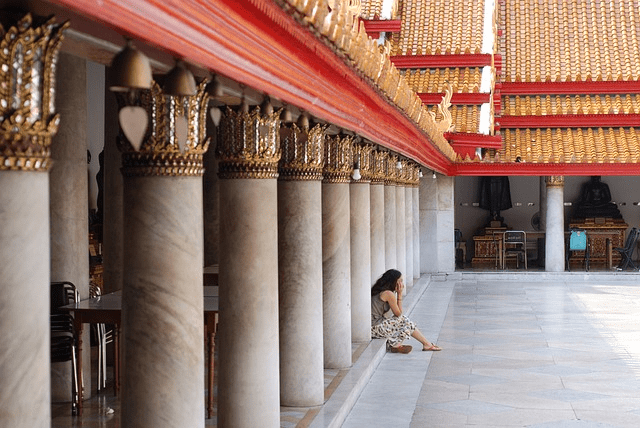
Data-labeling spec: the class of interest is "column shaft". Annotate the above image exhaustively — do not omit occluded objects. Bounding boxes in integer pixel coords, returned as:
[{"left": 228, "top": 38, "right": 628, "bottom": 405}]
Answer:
[
  {"left": 278, "top": 180, "right": 323, "bottom": 406},
  {"left": 218, "top": 179, "right": 280, "bottom": 427},
  {"left": 122, "top": 176, "right": 204, "bottom": 428},
  {"left": 396, "top": 185, "right": 407, "bottom": 281},
  {"left": 412, "top": 186, "right": 420, "bottom": 279},
  {"left": 384, "top": 185, "right": 397, "bottom": 270},
  {"left": 370, "top": 183, "right": 386, "bottom": 282},
  {"left": 350, "top": 181, "right": 371, "bottom": 342},
  {"left": 0, "top": 173, "right": 50, "bottom": 427},
  {"left": 404, "top": 186, "right": 413, "bottom": 287},
  {"left": 323, "top": 182, "right": 352, "bottom": 368},
  {"left": 545, "top": 178, "right": 565, "bottom": 272}
]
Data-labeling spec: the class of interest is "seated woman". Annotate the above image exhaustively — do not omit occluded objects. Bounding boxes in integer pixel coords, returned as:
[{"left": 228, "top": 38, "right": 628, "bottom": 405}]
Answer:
[{"left": 371, "top": 269, "right": 441, "bottom": 353}]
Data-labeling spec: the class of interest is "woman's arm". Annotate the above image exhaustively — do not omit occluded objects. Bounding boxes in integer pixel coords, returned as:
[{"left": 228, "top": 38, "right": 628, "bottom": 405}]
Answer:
[{"left": 380, "top": 290, "right": 403, "bottom": 317}]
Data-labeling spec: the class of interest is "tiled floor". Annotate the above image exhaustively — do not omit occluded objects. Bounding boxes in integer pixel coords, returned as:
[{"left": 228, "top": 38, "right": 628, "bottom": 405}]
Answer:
[
  {"left": 344, "top": 276, "right": 640, "bottom": 428},
  {"left": 51, "top": 273, "right": 640, "bottom": 428}
]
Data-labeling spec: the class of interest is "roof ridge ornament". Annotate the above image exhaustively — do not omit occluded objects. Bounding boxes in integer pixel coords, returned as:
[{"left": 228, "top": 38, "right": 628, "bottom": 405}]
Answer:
[{"left": 429, "top": 82, "right": 454, "bottom": 135}]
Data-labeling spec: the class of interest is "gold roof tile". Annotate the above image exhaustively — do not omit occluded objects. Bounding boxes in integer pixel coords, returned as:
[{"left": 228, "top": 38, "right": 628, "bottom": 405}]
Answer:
[
  {"left": 502, "top": 94, "right": 640, "bottom": 116},
  {"left": 391, "top": 0, "right": 486, "bottom": 56},
  {"left": 502, "top": 0, "right": 640, "bottom": 82},
  {"left": 360, "top": 0, "right": 384, "bottom": 20},
  {"left": 481, "top": 127, "right": 640, "bottom": 164},
  {"left": 401, "top": 68, "right": 483, "bottom": 93},
  {"left": 425, "top": 104, "right": 480, "bottom": 134}
]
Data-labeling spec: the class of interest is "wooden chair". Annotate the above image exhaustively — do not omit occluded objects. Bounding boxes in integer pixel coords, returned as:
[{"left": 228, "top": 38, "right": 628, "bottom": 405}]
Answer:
[
  {"left": 502, "top": 231, "right": 527, "bottom": 269},
  {"left": 614, "top": 227, "right": 639, "bottom": 271}
]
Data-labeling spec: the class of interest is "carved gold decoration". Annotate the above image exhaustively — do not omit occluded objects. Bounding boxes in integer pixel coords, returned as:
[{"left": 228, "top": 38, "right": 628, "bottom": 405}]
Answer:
[
  {"left": 428, "top": 82, "right": 454, "bottom": 134},
  {"left": 216, "top": 105, "right": 281, "bottom": 179},
  {"left": 384, "top": 154, "right": 398, "bottom": 185},
  {"left": 545, "top": 176, "right": 565, "bottom": 187},
  {"left": 370, "top": 149, "right": 387, "bottom": 184},
  {"left": 278, "top": 0, "right": 457, "bottom": 161},
  {"left": 352, "top": 143, "right": 374, "bottom": 182},
  {"left": 323, "top": 134, "right": 354, "bottom": 183},
  {"left": 116, "top": 80, "right": 210, "bottom": 177},
  {"left": 279, "top": 121, "right": 326, "bottom": 180},
  {"left": 0, "top": 13, "right": 68, "bottom": 171}
]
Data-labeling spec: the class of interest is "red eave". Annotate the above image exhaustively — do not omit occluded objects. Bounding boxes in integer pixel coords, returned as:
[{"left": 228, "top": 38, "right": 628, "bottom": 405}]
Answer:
[
  {"left": 453, "top": 162, "right": 640, "bottom": 176},
  {"left": 445, "top": 133, "right": 502, "bottom": 159},
  {"left": 391, "top": 54, "right": 497, "bottom": 70},
  {"left": 419, "top": 93, "right": 491, "bottom": 104},
  {"left": 502, "top": 81, "right": 640, "bottom": 95},
  {"left": 362, "top": 19, "right": 402, "bottom": 37},
  {"left": 46, "top": 0, "right": 456, "bottom": 174},
  {"left": 498, "top": 114, "right": 640, "bottom": 128}
]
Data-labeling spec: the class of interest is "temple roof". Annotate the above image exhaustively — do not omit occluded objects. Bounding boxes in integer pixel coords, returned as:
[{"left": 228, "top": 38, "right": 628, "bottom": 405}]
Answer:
[
  {"left": 401, "top": 68, "right": 484, "bottom": 94},
  {"left": 500, "top": 0, "right": 640, "bottom": 83},
  {"left": 502, "top": 94, "right": 640, "bottom": 116}
]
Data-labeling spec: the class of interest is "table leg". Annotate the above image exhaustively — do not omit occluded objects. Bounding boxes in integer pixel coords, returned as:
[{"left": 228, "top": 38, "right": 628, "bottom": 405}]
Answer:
[
  {"left": 75, "top": 319, "right": 84, "bottom": 416},
  {"left": 114, "top": 325, "right": 120, "bottom": 394},
  {"left": 206, "top": 315, "right": 217, "bottom": 419}
]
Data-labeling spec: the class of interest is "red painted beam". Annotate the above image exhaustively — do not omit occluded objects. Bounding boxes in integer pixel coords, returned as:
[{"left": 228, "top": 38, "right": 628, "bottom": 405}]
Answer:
[
  {"left": 502, "top": 81, "right": 640, "bottom": 95},
  {"left": 391, "top": 54, "right": 495, "bottom": 70},
  {"left": 445, "top": 133, "right": 503, "bottom": 159},
  {"left": 419, "top": 93, "right": 491, "bottom": 104},
  {"left": 46, "top": 0, "right": 456, "bottom": 174},
  {"left": 454, "top": 162, "right": 640, "bottom": 176},
  {"left": 498, "top": 114, "right": 640, "bottom": 128},
  {"left": 362, "top": 19, "right": 402, "bottom": 33}
]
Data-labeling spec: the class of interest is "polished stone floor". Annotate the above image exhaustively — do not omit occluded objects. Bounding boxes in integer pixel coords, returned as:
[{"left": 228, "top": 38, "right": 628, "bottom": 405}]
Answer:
[
  {"left": 51, "top": 273, "right": 640, "bottom": 427},
  {"left": 344, "top": 275, "right": 640, "bottom": 428}
]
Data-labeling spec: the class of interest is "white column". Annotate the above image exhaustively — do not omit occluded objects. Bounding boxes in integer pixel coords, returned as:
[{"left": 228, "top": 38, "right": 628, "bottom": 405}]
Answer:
[
  {"left": 370, "top": 181, "right": 386, "bottom": 282},
  {"left": 396, "top": 182, "right": 407, "bottom": 281},
  {"left": 545, "top": 176, "right": 565, "bottom": 272},
  {"left": 405, "top": 185, "right": 414, "bottom": 288},
  {"left": 278, "top": 123, "right": 324, "bottom": 407},
  {"left": 384, "top": 183, "right": 397, "bottom": 270},
  {"left": 50, "top": 53, "right": 91, "bottom": 401},
  {"left": 217, "top": 107, "right": 281, "bottom": 427},
  {"left": 350, "top": 175, "right": 371, "bottom": 343},
  {"left": 420, "top": 173, "right": 455, "bottom": 273},
  {"left": 412, "top": 185, "right": 420, "bottom": 279}
]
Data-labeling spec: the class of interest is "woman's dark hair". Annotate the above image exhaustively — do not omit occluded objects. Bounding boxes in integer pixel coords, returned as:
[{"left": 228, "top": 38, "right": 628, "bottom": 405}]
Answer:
[{"left": 371, "top": 269, "right": 402, "bottom": 296}]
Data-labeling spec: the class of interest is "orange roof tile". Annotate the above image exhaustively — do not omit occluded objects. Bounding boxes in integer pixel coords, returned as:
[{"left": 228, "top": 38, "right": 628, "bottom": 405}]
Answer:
[
  {"left": 401, "top": 67, "right": 484, "bottom": 94},
  {"left": 426, "top": 104, "right": 481, "bottom": 134},
  {"left": 502, "top": 94, "right": 640, "bottom": 116}
]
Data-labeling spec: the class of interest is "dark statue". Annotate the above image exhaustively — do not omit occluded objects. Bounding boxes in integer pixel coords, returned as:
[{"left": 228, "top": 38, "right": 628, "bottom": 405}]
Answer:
[
  {"left": 573, "top": 176, "right": 622, "bottom": 219},
  {"left": 479, "top": 176, "right": 512, "bottom": 224}
]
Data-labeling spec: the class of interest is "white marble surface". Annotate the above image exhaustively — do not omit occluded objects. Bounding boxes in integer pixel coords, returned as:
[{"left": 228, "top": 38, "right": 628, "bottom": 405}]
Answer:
[
  {"left": 405, "top": 186, "right": 414, "bottom": 287},
  {"left": 370, "top": 184, "right": 386, "bottom": 283},
  {"left": 50, "top": 53, "right": 91, "bottom": 401},
  {"left": 396, "top": 185, "right": 407, "bottom": 284},
  {"left": 218, "top": 179, "right": 280, "bottom": 427},
  {"left": 412, "top": 187, "right": 420, "bottom": 279},
  {"left": 278, "top": 180, "right": 324, "bottom": 406},
  {"left": 121, "top": 176, "right": 205, "bottom": 428},
  {"left": 545, "top": 184, "right": 565, "bottom": 272},
  {"left": 384, "top": 185, "right": 397, "bottom": 271},
  {"left": 420, "top": 175, "right": 455, "bottom": 273},
  {"left": 350, "top": 182, "right": 371, "bottom": 343},
  {"left": 0, "top": 172, "right": 51, "bottom": 427},
  {"left": 322, "top": 183, "right": 352, "bottom": 369}
]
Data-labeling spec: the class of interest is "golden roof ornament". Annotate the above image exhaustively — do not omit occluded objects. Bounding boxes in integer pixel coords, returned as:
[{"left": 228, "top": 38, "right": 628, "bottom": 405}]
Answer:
[
  {"left": 323, "top": 134, "right": 354, "bottom": 183},
  {"left": 116, "top": 80, "right": 210, "bottom": 177},
  {"left": 279, "top": 120, "right": 327, "bottom": 180},
  {"left": 352, "top": 143, "right": 374, "bottom": 182},
  {"left": 216, "top": 104, "right": 281, "bottom": 179},
  {"left": 0, "top": 13, "right": 68, "bottom": 171},
  {"left": 429, "top": 82, "right": 454, "bottom": 135}
]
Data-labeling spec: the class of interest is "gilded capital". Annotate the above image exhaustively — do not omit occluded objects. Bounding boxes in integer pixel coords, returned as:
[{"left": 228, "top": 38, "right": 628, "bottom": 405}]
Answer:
[
  {"left": 545, "top": 176, "right": 565, "bottom": 187},
  {"left": 116, "top": 81, "right": 210, "bottom": 177},
  {"left": 323, "top": 134, "right": 354, "bottom": 183},
  {"left": 216, "top": 105, "right": 281, "bottom": 179},
  {"left": 370, "top": 150, "right": 387, "bottom": 184},
  {"left": 279, "top": 122, "right": 326, "bottom": 181},
  {"left": 0, "top": 13, "right": 68, "bottom": 171},
  {"left": 352, "top": 143, "right": 374, "bottom": 183},
  {"left": 384, "top": 154, "right": 399, "bottom": 185}
]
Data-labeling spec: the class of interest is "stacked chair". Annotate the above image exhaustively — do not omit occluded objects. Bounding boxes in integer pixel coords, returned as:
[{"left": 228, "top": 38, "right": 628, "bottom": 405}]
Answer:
[{"left": 89, "top": 283, "right": 114, "bottom": 391}]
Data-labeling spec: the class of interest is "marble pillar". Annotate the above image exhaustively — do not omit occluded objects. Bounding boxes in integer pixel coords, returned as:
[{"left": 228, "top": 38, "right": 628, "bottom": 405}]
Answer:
[
  {"left": 539, "top": 176, "right": 547, "bottom": 231},
  {"left": 350, "top": 145, "right": 372, "bottom": 343},
  {"left": 217, "top": 106, "right": 281, "bottom": 427},
  {"left": 545, "top": 176, "right": 565, "bottom": 272},
  {"left": 396, "top": 180, "right": 407, "bottom": 282},
  {"left": 370, "top": 151, "right": 386, "bottom": 283},
  {"left": 50, "top": 52, "right": 91, "bottom": 401},
  {"left": 203, "top": 126, "right": 219, "bottom": 267},
  {"left": 322, "top": 135, "right": 353, "bottom": 369},
  {"left": 117, "top": 82, "right": 209, "bottom": 428},
  {"left": 405, "top": 185, "right": 414, "bottom": 288},
  {"left": 278, "top": 123, "right": 324, "bottom": 407},
  {"left": 384, "top": 157, "right": 397, "bottom": 271},
  {"left": 412, "top": 183, "right": 420, "bottom": 279},
  {"left": 0, "top": 13, "right": 66, "bottom": 427},
  {"left": 420, "top": 173, "right": 455, "bottom": 273}
]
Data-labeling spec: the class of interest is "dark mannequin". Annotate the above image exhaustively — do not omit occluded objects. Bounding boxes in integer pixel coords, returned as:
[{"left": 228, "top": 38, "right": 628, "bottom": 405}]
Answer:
[
  {"left": 479, "top": 176, "right": 512, "bottom": 224},
  {"left": 573, "top": 176, "right": 622, "bottom": 219}
]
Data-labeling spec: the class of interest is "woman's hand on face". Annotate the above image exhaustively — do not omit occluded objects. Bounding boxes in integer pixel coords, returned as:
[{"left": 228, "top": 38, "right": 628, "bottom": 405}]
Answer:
[{"left": 396, "top": 279, "right": 404, "bottom": 294}]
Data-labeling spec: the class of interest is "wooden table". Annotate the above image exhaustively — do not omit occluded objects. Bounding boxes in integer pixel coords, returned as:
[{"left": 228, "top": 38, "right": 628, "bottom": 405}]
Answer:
[{"left": 60, "top": 287, "right": 219, "bottom": 418}]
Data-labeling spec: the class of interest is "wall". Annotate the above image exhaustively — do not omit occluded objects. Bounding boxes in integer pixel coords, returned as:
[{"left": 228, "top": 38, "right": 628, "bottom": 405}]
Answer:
[
  {"left": 455, "top": 176, "right": 640, "bottom": 262},
  {"left": 86, "top": 61, "right": 105, "bottom": 212}
]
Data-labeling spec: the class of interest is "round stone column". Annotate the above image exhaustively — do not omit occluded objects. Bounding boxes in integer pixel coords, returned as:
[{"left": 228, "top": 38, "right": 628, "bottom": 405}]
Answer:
[
  {"left": 50, "top": 52, "right": 91, "bottom": 401},
  {"left": 370, "top": 151, "right": 387, "bottom": 283},
  {"left": 0, "top": 13, "right": 66, "bottom": 427},
  {"left": 405, "top": 183, "right": 414, "bottom": 288},
  {"left": 278, "top": 121, "right": 325, "bottom": 406},
  {"left": 412, "top": 167, "right": 420, "bottom": 280},
  {"left": 545, "top": 176, "right": 565, "bottom": 272},
  {"left": 216, "top": 105, "right": 281, "bottom": 427},
  {"left": 117, "top": 82, "right": 208, "bottom": 428},
  {"left": 350, "top": 144, "right": 372, "bottom": 343},
  {"left": 384, "top": 155, "right": 397, "bottom": 271},
  {"left": 323, "top": 135, "right": 353, "bottom": 369},
  {"left": 396, "top": 170, "right": 407, "bottom": 283}
]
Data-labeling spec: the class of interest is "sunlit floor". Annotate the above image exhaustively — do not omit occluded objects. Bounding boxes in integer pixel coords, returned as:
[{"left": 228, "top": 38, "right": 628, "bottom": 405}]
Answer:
[
  {"left": 344, "top": 275, "right": 640, "bottom": 427},
  {"left": 52, "top": 273, "right": 640, "bottom": 427}
]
